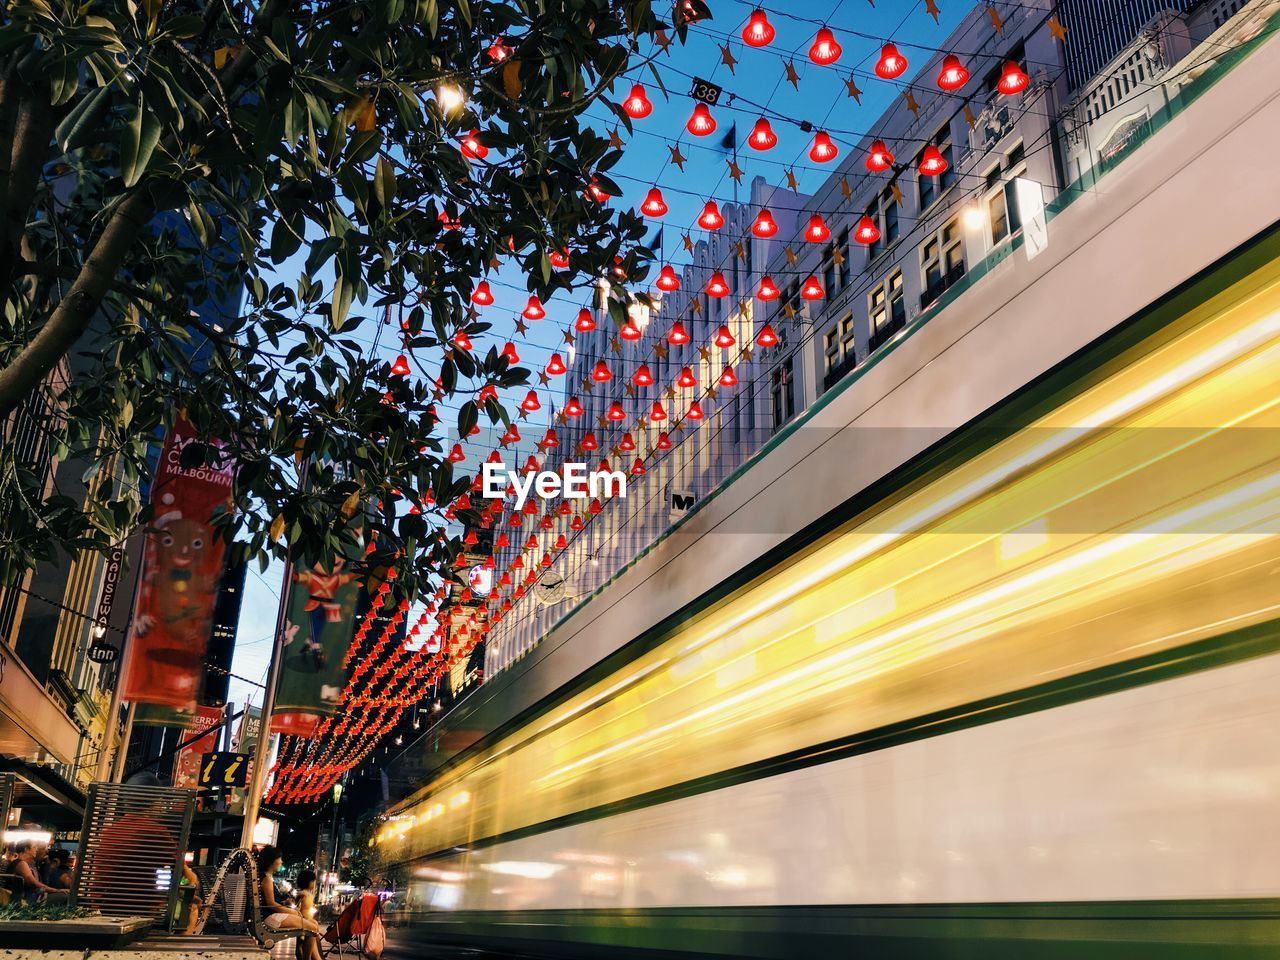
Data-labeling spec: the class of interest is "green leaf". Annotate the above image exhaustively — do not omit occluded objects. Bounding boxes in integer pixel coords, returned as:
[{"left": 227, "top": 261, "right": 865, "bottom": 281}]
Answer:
[
  {"left": 55, "top": 85, "right": 111, "bottom": 153},
  {"left": 120, "top": 94, "right": 161, "bottom": 188},
  {"left": 373, "top": 155, "right": 396, "bottom": 208}
]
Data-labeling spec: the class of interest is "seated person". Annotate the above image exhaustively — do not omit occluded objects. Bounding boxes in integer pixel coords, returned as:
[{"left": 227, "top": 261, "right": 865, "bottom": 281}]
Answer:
[
  {"left": 6, "top": 841, "right": 69, "bottom": 904},
  {"left": 257, "top": 845, "right": 321, "bottom": 955}
]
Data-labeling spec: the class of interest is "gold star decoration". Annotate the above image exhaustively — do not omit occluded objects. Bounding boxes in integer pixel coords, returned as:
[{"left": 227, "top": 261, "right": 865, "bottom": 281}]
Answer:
[
  {"left": 734, "top": 241, "right": 746, "bottom": 261},
  {"left": 697, "top": 345, "right": 711, "bottom": 362},
  {"left": 1048, "top": 15, "right": 1067, "bottom": 41},
  {"left": 583, "top": 379, "right": 594, "bottom": 393},
  {"left": 664, "top": 385, "right": 677, "bottom": 399},
  {"left": 964, "top": 104, "right": 978, "bottom": 128},
  {"left": 489, "top": 257, "right": 502, "bottom": 270},
  {"left": 562, "top": 329, "right": 575, "bottom": 345},
  {"left": 845, "top": 76, "right": 863, "bottom": 103},
  {"left": 597, "top": 415, "right": 609, "bottom": 429},
  {"left": 538, "top": 371, "right": 551, "bottom": 386},
  {"left": 609, "top": 445, "right": 620, "bottom": 458},
  {"left": 706, "top": 385, "right": 718, "bottom": 401},
  {"left": 636, "top": 416, "right": 648, "bottom": 431},
  {"left": 654, "top": 342, "right": 669, "bottom": 359},
  {"left": 840, "top": 176, "right": 852, "bottom": 199},
  {"left": 727, "top": 157, "right": 744, "bottom": 183},
  {"left": 673, "top": 420, "right": 686, "bottom": 433},
  {"left": 783, "top": 303, "right": 797, "bottom": 319},
  {"left": 891, "top": 181, "right": 905, "bottom": 205},
  {"left": 786, "top": 168, "right": 799, "bottom": 192},
  {"left": 740, "top": 347, "right": 754, "bottom": 364},
  {"left": 925, "top": 0, "right": 941, "bottom": 23},
  {"left": 514, "top": 318, "right": 529, "bottom": 335},
  {"left": 669, "top": 145, "right": 687, "bottom": 171},
  {"left": 720, "top": 44, "right": 738, "bottom": 74},
  {"left": 624, "top": 383, "right": 636, "bottom": 397},
  {"left": 987, "top": 2, "right": 1004, "bottom": 35},
  {"left": 556, "top": 410, "right": 568, "bottom": 424},
  {"left": 682, "top": 233, "right": 694, "bottom": 252},
  {"left": 784, "top": 61, "right": 800, "bottom": 90},
  {"left": 608, "top": 127, "right": 625, "bottom": 149},
  {"left": 784, "top": 245, "right": 797, "bottom": 266},
  {"left": 517, "top": 407, "right": 530, "bottom": 421},
  {"left": 690, "top": 299, "right": 702, "bottom": 315},
  {"left": 832, "top": 247, "right": 845, "bottom": 267},
  {"left": 609, "top": 336, "right": 622, "bottom": 354},
  {"left": 903, "top": 90, "right": 920, "bottom": 115},
  {"left": 654, "top": 29, "right": 673, "bottom": 53}
]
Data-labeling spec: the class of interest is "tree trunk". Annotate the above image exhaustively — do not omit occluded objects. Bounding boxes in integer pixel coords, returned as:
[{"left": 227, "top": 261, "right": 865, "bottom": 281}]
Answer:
[{"left": 0, "top": 190, "right": 153, "bottom": 417}]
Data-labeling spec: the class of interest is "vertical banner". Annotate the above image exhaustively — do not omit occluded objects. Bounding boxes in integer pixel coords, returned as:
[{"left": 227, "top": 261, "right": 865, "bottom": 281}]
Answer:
[
  {"left": 172, "top": 704, "right": 224, "bottom": 790},
  {"left": 120, "top": 418, "right": 235, "bottom": 709},
  {"left": 270, "top": 558, "right": 361, "bottom": 736}
]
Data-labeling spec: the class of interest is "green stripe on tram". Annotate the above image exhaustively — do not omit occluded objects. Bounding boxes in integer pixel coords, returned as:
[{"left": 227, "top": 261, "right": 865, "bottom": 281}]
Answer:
[{"left": 398, "top": 900, "right": 1280, "bottom": 958}]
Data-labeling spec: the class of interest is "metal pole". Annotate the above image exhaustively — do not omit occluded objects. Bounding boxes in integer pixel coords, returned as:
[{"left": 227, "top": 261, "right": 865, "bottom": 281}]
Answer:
[
  {"left": 110, "top": 701, "right": 137, "bottom": 782},
  {"left": 95, "top": 659, "right": 129, "bottom": 782},
  {"left": 238, "top": 557, "right": 292, "bottom": 848}
]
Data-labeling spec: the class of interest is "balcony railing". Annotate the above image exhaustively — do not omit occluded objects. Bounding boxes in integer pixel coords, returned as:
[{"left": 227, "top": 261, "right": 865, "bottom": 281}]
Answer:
[
  {"left": 867, "top": 306, "right": 907, "bottom": 351},
  {"left": 822, "top": 350, "right": 859, "bottom": 392},
  {"left": 920, "top": 262, "right": 967, "bottom": 310}
]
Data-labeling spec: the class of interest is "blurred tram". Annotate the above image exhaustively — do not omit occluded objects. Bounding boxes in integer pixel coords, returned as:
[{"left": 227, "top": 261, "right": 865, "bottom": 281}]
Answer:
[{"left": 373, "top": 230, "right": 1280, "bottom": 957}]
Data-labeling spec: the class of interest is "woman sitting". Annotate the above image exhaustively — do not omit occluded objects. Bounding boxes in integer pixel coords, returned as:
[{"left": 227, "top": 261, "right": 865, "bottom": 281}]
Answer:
[{"left": 257, "top": 846, "right": 321, "bottom": 960}]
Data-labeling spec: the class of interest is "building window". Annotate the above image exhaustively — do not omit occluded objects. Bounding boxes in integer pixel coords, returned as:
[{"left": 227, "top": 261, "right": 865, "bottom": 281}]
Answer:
[
  {"left": 770, "top": 356, "right": 795, "bottom": 431},
  {"left": 921, "top": 218, "right": 965, "bottom": 306},
  {"left": 823, "top": 313, "right": 856, "bottom": 389},
  {"left": 985, "top": 141, "right": 1028, "bottom": 246},
  {"left": 918, "top": 126, "right": 954, "bottom": 209},
  {"left": 868, "top": 269, "right": 905, "bottom": 349},
  {"left": 866, "top": 188, "right": 898, "bottom": 260}
]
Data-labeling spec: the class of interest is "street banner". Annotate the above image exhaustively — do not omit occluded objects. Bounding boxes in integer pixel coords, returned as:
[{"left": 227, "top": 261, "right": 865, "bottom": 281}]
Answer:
[
  {"left": 120, "top": 417, "right": 235, "bottom": 709},
  {"left": 226, "top": 705, "right": 261, "bottom": 815},
  {"left": 270, "top": 557, "right": 361, "bottom": 736},
  {"left": 172, "top": 704, "right": 224, "bottom": 790},
  {"left": 134, "top": 703, "right": 198, "bottom": 728}
]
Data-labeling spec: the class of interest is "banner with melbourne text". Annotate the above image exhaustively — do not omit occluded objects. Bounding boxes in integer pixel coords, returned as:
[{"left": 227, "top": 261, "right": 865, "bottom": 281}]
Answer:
[{"left": 120, "top": 417, "right": 236, "bottom": 710}]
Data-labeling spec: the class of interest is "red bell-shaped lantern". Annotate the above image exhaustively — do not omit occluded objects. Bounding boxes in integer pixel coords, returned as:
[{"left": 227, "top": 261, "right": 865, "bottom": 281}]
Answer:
[
  {"left": 545, "top": 352, "right": 567, "bottom": 376},
  {"left": 620, "top": 320, "right": 643, "bottom": 341},
  {"left": 668, "top": 321, "right": 690, "bottom": 345},
  {"left": 714, "top": 324, "right": 736, "bottom": 348},
  {"left": 866, "top": 139, "right": 895, "bottom": 172},
  {"left": 390, "top": 354, "right": 411, "bottom": 377},
  {"left": 453, "top": 329, "right": 473, "bottom": 351},
  {"left": 697, "top": 200, "right": 725, "bottom": 230},
  {"left": 623, "top": 83, "right": 653, "bottom": 119},
  {"left": 607, "top": 401, "right": 627, "bottom": 421},
  {"left": 471, "top": 280, "right": 494, "bottom": 305},
  {"left": 641, "top": 187, "right": 668, "bottom": 218},
  {"left": 686, "top": 400, "right": 705, "bottom": 420},
  {"left": 687, "top": 103, "right": 717, "bottom": 136},
  {"left": 875, "top": 43, "right": 908, "bottom": 79},
  {"left": 448, "top": 443, "right": 466, "bottom": 463},
  {"left": 809, "top": 27, "right": 842, "bottom": 65},
  {"left": 809, "top": 131, "right": 838, "bottom": 163},
  {"left": 564, "top": 396, "right": 585, "bottom": 417},
  {"left": 460, "top": 129, "right": 488, "bottom": 160},
  {"left": 542, "top": 428, "right": 559, "bottom": 448},
  {"left": 757, "top": 276, "right": 780, "bottom": 301},
  {"left": 575, "top": 307, "right": 597, "bottom": 332},
  {"left": 592, "top": 359, "right": 612, "bottom": 382},
  {"left": 676, "top": 366, "right": 697, "bottom": 388},
  {"left": 656, "top": 431, "right": 673, "bottom": 449},
  {"left": 998, "top": 60, "right": 1030, "bottom": 95},
  {"left": 719, "top": 365, "right": 738, "bottom": 387},
  {"left": 631, "top": 458, "right": 646, "bottom": 476},
  {"left": 619, "top": 432, "right": 636, "bottom": 451},
  {"left": 584, "top": 178, "right": 610, "bottom": 203},
  {"left": 752, "top": 208, "right": 778, "bottom": 238},
  {"left": 522, "top": 296, "right": 546, "bottom": 321},
  {"left": 549, "top": 248, "right": 570, "bottom": 268},
  {"left": 937, "top": 54, "right": 969, "bottom": 91},
  {"left": 706, "top": 271, "right": 730, "bottom": 297},
  {"left": 801, "top": 275, "right": 825, "bottom": 300},
  {"left": 805, "top": 214, "right": 831, "bottom": 243},
  {"left": 854, "top": 215, "right": 881, "bottom": 245},
  {"left": 570, "top": 515, "right": 585, "bottom": 530},
  {"left": 650, "top": 400, "right": 668, "bottom": 421},
  {"left": 656, "top": 265, "right": 681, "bottom": 291},
  {"left": 755, "top": 323, "right": 779, "bottom": 348},
  {"left": 742, "top": 9, "right": 775, "bottom": 47},
  {"left": 747, "top": 117, "right": 778, "bottom": 151},
  {"left": 634, "top": 363, "right": 655, "bottom": 386},
  {"left": 919, "top": 144, "right": 949, "bottom": 176},
  {"left": 580, "top": 431, "right": 598, "bottom": 451}
]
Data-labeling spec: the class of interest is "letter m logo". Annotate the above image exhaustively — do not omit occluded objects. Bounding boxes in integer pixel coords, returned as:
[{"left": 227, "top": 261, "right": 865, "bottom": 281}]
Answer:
[{"left": 670, "top": 490, "right": 695, "bottom": 519}]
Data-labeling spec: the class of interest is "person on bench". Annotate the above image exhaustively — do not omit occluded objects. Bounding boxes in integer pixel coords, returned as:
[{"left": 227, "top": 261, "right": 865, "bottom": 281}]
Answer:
[{"left": 257, "top": 846, "right": 321, "bottom": 958}]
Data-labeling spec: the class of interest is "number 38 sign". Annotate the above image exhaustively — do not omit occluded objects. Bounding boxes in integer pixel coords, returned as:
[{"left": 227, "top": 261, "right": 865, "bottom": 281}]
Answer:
[{"left": 689, "top": 77, "right": 723, "bottom": 105}]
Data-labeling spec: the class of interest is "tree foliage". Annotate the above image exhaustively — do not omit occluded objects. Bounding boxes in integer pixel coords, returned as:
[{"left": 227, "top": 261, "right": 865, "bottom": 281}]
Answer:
[{"left": 0, "top": 0, "right": 688, "bottom": 592}]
